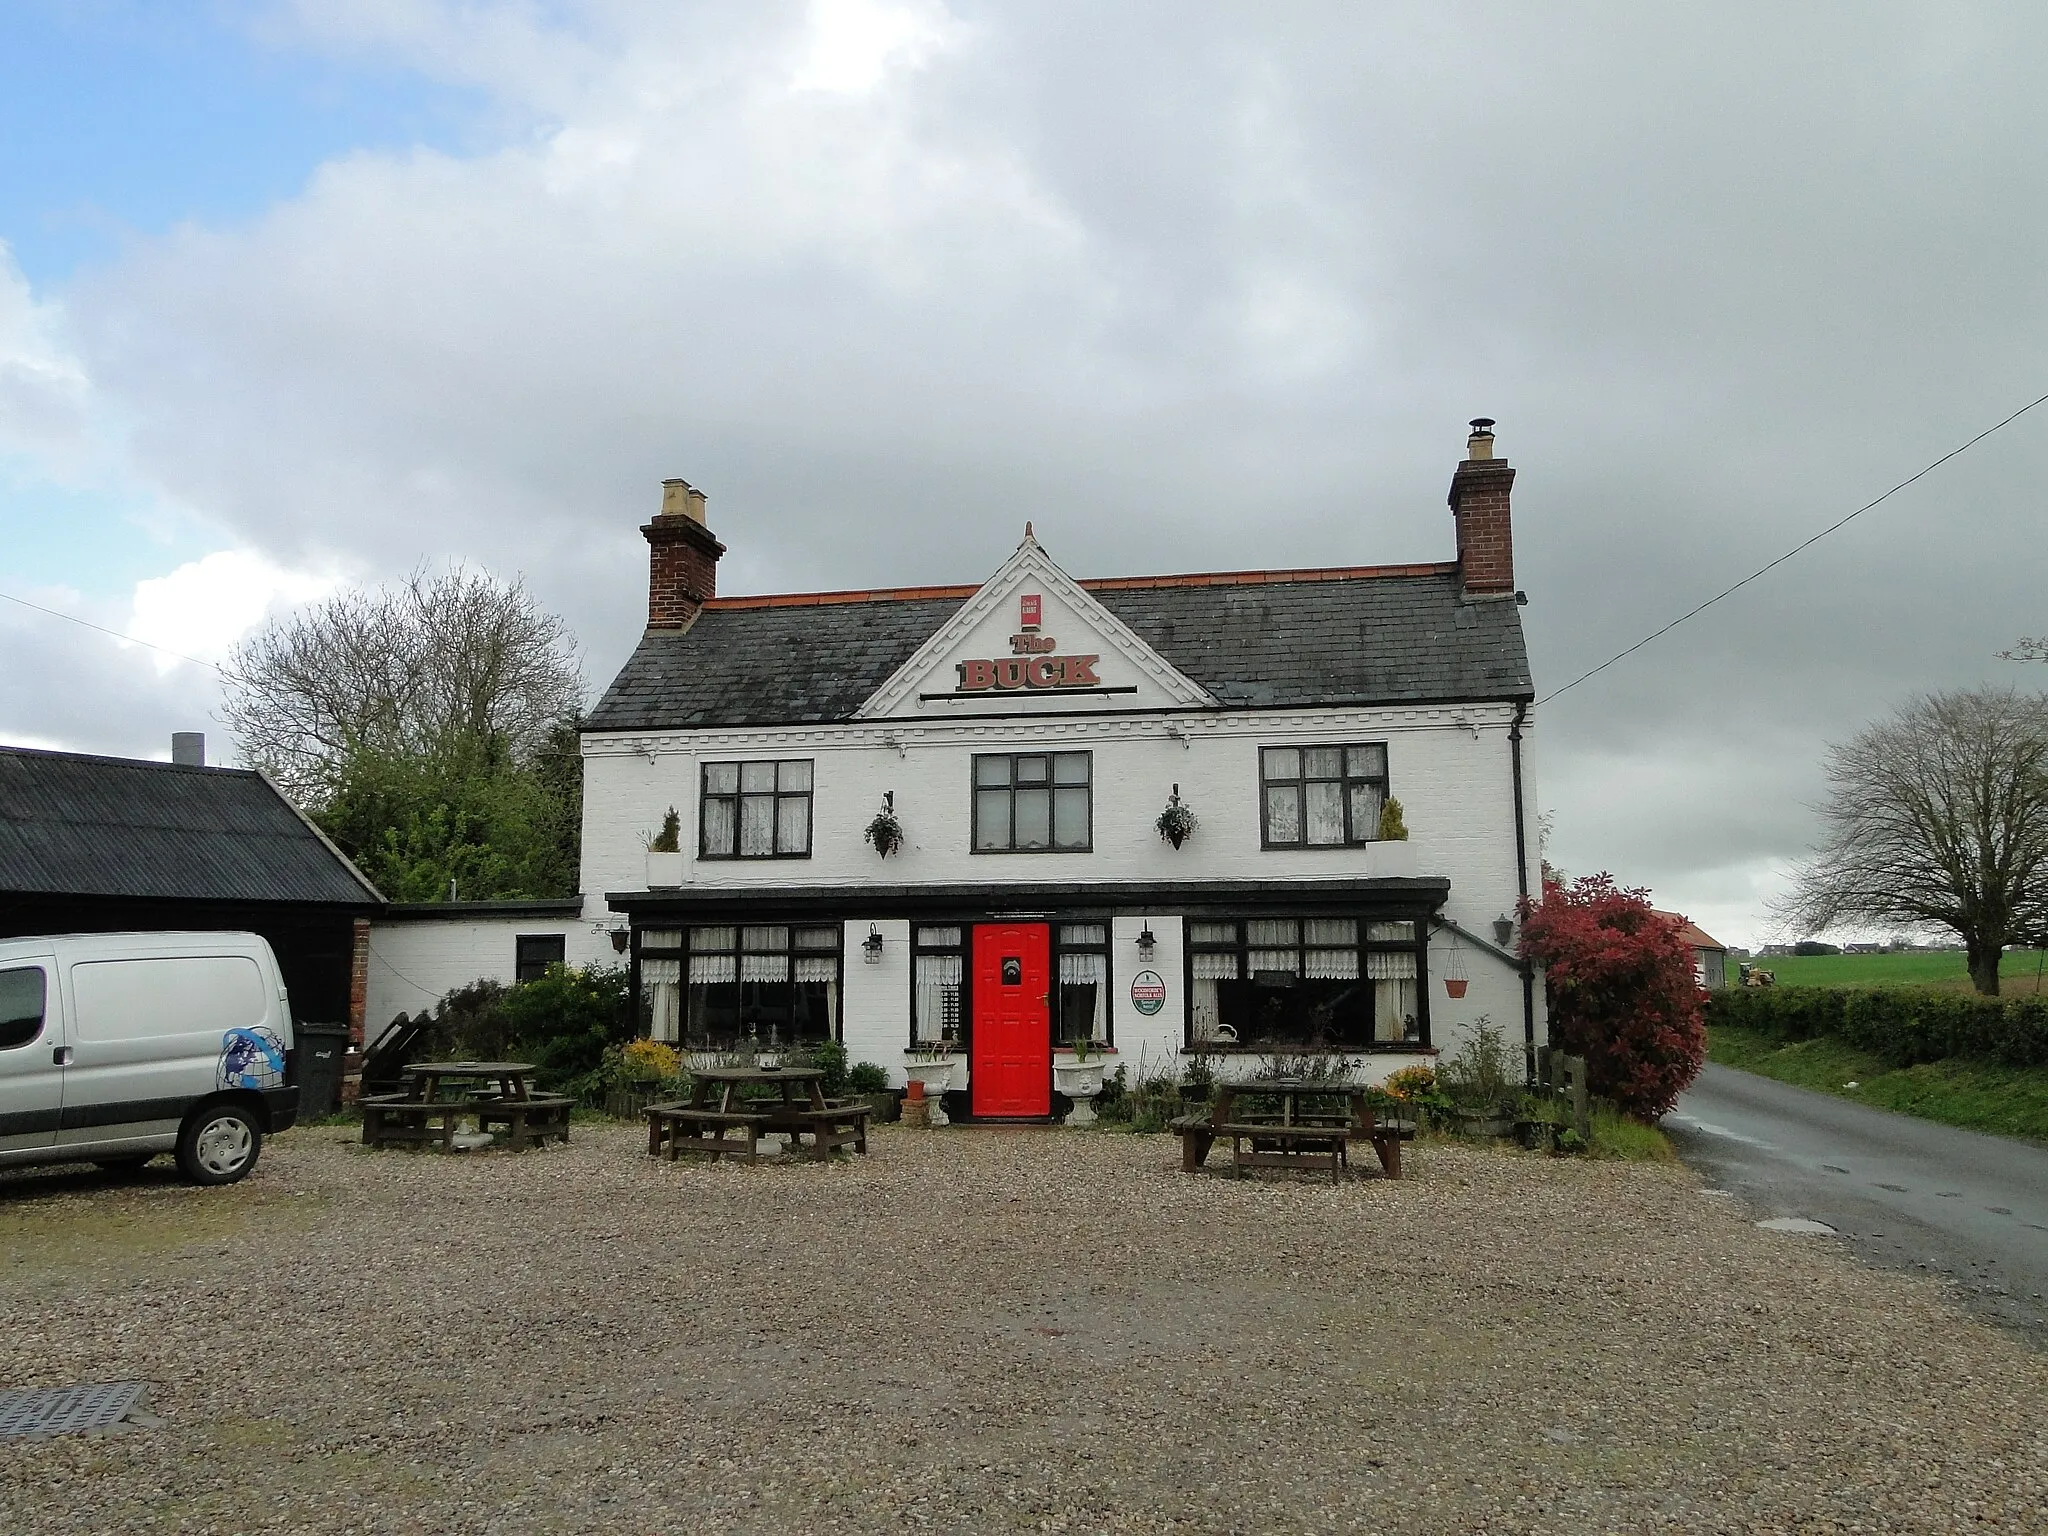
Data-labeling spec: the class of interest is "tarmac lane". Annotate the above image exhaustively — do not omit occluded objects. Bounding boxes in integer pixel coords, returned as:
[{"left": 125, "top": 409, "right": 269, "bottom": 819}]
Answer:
[{"left": 1664, "top": 1062, "right": 2048, "bottom": 1349}]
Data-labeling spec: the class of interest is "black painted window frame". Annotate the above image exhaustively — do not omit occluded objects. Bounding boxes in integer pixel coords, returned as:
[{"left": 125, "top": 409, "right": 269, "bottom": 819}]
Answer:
[
  {"left": 1258, "top": 742, "right": 1392, "bottom": 849},
  {"left": 971, "top": 750, "right": 1093, "bottom": 854},
  {"left": 699, "top": 759, "right": 816, "bottom": 860}
]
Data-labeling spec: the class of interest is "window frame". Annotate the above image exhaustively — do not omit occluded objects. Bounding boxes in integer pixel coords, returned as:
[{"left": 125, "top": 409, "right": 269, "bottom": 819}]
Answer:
[
  {"left": 636, "top": 922, "right": 843, "bottom": 1051},
  {"left": 908, "top": 924, "right": 970, "bottom": 1051},
  {"left": 970, "top": 750, "right": 1094, "bottom": 854},
  {"left": 513, "top": 934, "right": 566, "bottom": 985},
  {"left": 1181, "top": 914, "right": 1430, "bottom": 1052},
  {"left": 1052, "top": 922, "right": 1113, "bottom": 1049},
  {"left": 0, "top": 964, "right": 47, "bottom": 1052},
  {"left": 698, "top": 759, "right": 816, "bottom": 861},
  {"left": 1258, "top": 742, "right": 1392, "bottom": 850}
]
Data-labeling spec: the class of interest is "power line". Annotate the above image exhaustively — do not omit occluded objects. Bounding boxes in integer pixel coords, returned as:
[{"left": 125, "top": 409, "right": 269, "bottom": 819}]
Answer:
[
  {"left": 0, "top": 587, "right": 233, "bottom": 678},
  {"left": 1538, "top": 388, "right": 2048, "bottom": 706}
]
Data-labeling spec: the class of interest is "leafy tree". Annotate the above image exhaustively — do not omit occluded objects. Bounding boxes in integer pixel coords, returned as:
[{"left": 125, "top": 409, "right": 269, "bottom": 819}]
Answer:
[
  {"left": 1520, "top": 872, "right": 1706, "bottom": 1119},
  {"left": 1779, "top": 688, "right": 2048, "bottom": 996},
  {"left": 222, "top": 566, "right": 584, "bottom": 900}
]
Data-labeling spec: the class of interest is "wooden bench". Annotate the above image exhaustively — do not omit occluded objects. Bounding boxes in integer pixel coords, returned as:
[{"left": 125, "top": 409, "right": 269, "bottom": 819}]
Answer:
[
  {"left": 1169, "top": 1112, "right": 1415, "bottom": 1180},
  {"left": 770, "top": 1102, "right": 871, "bottom": 1160},
  {"left": 645, "top": 1105, "right": 771, "bottom": 1163},
  {"left": 475, "top": 1094, "right": 574, "bottom": 1151},
  {"left": 1217, "top": 1121, "right": 1351, "bottom": 1184},
  {"left": 360, "top": 1094, "right": 467, "bottom": 1151}
]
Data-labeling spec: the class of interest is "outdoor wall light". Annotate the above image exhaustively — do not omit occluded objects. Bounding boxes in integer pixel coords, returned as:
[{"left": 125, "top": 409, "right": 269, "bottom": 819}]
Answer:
[
  {"left": 862, "top": 925, "right": 886, "bottom": 965},
  {"left": 610, "top": 927, "right": 631, "bottom": 954},
  {"left": 1137, "top": 922, "right": 1157, "bottom": 956},
  {"left": 1492, "top": 914, "right": 1516, "bottom": 946}
]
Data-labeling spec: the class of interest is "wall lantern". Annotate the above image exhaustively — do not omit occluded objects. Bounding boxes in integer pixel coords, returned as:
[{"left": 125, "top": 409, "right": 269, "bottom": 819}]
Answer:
[
  {"left": 610, "top": 927, "right": 631, "bottom": 954},
  {"left": 1492, "top": 914, "right": 1516, "bottom": 947},
  {"left": 1136, "top": 921, "right": 1157, "bottom": 957},
  {"left": 862, "top": 925, "right": 886, "bottom": 965}
]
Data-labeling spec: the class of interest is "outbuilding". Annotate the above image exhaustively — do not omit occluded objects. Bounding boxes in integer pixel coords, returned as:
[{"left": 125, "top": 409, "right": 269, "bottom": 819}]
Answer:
[{"left": 0, "top": 740, "right": 384, "bottom": 1039}]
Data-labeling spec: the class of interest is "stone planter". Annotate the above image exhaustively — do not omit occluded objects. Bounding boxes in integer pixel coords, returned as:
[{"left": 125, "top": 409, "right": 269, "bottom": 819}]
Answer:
[
  {"left": 903, "top": 1058, "right": 957, "bottom": 1126},
  {"left": 645, "top": 851, "right": 684, "bottom": 888},
  {"left": 1052, "top": 1059, "right": 1107, "bottom": 1126},
  {"left": 1364, "top": 839, "right": 1419, "bottom": 878},
  {"left": 1453, "top": 1107, "right": 1514, "bottom": 1139},
  {"left": 863, "top": 1090, "right": 902, "bottom": 1124}
]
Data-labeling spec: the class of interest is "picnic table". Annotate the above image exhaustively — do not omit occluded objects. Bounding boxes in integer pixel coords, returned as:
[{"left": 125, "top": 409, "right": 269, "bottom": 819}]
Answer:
[
  {"left": 645, "top": 1065, "right": 870, "bottom": 1164},
  {"left": 360, "top": 1060, "right": 573, "bottom": 1152},
  {"left": 1170, "top": 1078, "right": 1412, "bottom": 1182}
]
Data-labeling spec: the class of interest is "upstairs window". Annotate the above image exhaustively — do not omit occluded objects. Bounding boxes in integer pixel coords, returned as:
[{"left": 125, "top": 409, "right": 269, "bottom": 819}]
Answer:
[
  {"left": 973, "top": 752, "right": 1092, "bottom": 852},
  {"left": 1261, "top": 744, "right": 1389, "bottom": 848},
  {"left": 701, "top": 760, "right": 813, "bottom": 859}
]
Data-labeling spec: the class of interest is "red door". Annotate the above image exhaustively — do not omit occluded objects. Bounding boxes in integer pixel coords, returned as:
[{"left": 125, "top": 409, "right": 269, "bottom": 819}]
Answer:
[{"left": 971, "top": 924, "right": 1051, "bottom": 1118}]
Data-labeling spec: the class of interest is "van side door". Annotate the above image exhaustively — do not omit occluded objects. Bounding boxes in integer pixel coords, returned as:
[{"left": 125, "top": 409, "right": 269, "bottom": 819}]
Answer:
[{"left": 0, "top": 960, "right": 61, "bottom": 1158}]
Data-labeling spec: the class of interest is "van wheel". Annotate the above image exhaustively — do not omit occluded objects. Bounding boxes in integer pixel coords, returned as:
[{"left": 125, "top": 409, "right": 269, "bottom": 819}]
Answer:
[
  {"left": 177, "top": 1104, "right": 263, "bottom": 1185},
  {"left": 94, "top": 1154, "right": 155, "bottom": 1176}
]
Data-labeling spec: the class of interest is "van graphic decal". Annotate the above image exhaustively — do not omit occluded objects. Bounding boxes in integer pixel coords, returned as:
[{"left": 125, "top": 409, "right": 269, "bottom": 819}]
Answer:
[{"left": 219, "top": 1028, "right": 286, "bottom": 1093}]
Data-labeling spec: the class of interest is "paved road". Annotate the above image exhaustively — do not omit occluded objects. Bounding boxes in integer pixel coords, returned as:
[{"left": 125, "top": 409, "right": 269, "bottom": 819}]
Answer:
[{"left": 1664, "top": 1063, "right": 2048, "bottom": 1348}]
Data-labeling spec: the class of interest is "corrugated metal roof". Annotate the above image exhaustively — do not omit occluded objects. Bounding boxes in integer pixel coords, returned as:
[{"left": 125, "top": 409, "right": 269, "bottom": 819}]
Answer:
[
  {"left": 0, "top": 747, "right": 382, "bottom": 907},
  {"left": 588, "top": 570, "right": 1533, "bottom": 731}
]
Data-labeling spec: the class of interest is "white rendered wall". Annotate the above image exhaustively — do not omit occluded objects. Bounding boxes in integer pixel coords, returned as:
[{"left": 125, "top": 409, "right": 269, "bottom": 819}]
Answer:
[
  {"left": 363, "top": 914, "right": 609, "bottom": 1048},
  {"left": 583, "top": 703, "right": 1546, "bottom": 1065}
]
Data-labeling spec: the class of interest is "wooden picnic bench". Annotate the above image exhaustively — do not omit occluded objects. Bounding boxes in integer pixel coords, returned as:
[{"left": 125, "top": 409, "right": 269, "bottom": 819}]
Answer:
[
  {"left": 475, "top": 1094, "right": 574, "bottom": 1151},
  {"left": 645, "top": 1105, "right": 772, "bottom": 1163},
  {"left": 1170, "top": 1079, "right": 1414, "bottom": 1181},
  {"left": 360, "top": 1093, "right": 469, "bottom": 1151}
]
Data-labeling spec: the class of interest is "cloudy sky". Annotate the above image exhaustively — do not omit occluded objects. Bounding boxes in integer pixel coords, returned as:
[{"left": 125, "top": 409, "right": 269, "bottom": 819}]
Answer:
[{"left": 4, "top": 1, "right": 2046, "bottom": 946}]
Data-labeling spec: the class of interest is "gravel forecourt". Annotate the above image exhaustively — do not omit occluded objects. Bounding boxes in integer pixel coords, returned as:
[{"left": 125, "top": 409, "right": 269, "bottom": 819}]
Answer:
[{"left": 2, "top": 1123, "right": 2044, "bottom": 1534}]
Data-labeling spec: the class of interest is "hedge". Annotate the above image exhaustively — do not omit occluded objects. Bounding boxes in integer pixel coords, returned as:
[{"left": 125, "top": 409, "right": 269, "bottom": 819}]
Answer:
[{"left": 1707, "top": 986, "right": 2048, "bottom": 1071}]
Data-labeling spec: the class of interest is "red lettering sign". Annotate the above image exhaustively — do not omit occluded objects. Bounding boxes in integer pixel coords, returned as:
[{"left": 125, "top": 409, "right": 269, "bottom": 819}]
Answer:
[
  {"left": 952, "top": 651, "right": 1104, "bottom": 693},
  {"left": 1020, "top": 594, "right": 1041, "bottom": 629},
  {"left": 1009, "top": 634, "right": 1056, "bottom": 654}
]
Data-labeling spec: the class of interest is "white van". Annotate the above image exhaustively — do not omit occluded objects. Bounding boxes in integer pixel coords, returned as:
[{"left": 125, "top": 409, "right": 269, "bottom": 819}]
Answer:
[{"left": 0, "top": 931, "right": 300, "bottom": 1185}]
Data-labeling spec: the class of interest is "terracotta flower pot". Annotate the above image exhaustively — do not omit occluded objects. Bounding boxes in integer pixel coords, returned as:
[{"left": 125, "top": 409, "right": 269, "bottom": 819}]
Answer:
[{"left": 1445, "top": 978, "right": 1469, "bottom": 998}]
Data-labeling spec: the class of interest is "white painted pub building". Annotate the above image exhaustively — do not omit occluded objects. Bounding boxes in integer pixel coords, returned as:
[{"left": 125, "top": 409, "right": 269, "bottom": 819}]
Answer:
[{"left": 366, "top": 422, "right": 1544, "bottom": 1116}]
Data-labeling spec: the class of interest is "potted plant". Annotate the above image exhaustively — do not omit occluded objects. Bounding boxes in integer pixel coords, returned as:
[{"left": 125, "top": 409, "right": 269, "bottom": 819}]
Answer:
[
  {"left": 1156, "top": 784, "right": 1199, "bottom": 850},
  {"left": 645, "top": 806, "right": 684, "bottom": 888},
  {"left": 865, "top": 791, "right": 904, "bottom": 859},
  {"left": 902, "top": 1042, "right": 957, "bottom": 1125},
  {"left": 1052, "top": 1039, "right": 1110, "bottom": 1124},
  {"left": 1179, "top": 1048, "right": 1216, "bottom": 1105},
  {"left": 1437, "top": 1018, "right": 1517, "bottom": 1138}
]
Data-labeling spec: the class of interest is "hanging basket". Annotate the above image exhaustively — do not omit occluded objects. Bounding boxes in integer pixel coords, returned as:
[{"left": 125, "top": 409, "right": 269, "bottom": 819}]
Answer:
[
  {"left": 1155, "top": 784, "right": 1199, "bottom": 850},
  {"left": 1445, "top": 978, "right": 1470, "bottom": 999},
  {"left": 1443, "top": 929, "right": 1470, "bottom": 998},
  {"left": 864, "top": 791, "right": 903, "bottom": 860}
]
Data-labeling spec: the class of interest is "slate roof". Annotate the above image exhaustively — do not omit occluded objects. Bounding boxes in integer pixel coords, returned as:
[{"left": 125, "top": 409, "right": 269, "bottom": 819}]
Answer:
[
  {"left": 0, "top": 746, "right": 383, "bottom": 906},
  {"left": 588, "top": 567, "right": 1533, "bottom": 731}
]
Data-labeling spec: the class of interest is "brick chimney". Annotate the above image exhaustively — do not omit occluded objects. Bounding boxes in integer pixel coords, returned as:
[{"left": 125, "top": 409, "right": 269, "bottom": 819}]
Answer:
[
  {"left": 643, "top": 478, "right": 724, "bottom": 629},
  {"left": 1448, "top": 418, "right": 1516, "bottom": 596}
]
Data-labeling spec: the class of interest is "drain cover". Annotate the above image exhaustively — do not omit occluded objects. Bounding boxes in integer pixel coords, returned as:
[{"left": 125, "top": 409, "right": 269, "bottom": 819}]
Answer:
[{"left": 0, "top": 1382, "right": 149, "bottom": 1440}]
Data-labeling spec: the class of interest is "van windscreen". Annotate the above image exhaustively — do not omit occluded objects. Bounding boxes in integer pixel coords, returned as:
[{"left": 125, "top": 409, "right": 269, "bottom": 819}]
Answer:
[{"left": 0, "top": 967, "right": 44, "bottom": 1051}]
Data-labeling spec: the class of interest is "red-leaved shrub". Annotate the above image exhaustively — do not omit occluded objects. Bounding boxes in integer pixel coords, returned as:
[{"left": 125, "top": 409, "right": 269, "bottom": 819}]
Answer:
[{"left": 1520, "top": 872, "right": 1706, "bottom": 1119}]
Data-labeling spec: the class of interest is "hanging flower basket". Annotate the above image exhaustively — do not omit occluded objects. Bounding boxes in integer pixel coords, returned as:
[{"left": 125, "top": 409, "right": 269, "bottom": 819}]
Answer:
[
  {"left": 1156, "top": 784, "right": 1199, "bottom": 850},
  {"left": 864, "top": 791, "right": 903, "bottom": 860},
  {"left": 1443, "top": 926, "right": 1469, "bottom": 998}
]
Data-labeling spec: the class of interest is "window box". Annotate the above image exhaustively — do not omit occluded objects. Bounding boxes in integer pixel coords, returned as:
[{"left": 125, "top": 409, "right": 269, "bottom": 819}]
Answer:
[{"left": 645, "top": 851, "right": 685, "bottom": 888}]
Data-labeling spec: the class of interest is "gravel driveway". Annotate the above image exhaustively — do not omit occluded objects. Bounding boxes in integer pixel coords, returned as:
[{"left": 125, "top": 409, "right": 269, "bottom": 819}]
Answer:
[{"left": 2, "top": 1124, "right": 2043, "bottom": 1534}]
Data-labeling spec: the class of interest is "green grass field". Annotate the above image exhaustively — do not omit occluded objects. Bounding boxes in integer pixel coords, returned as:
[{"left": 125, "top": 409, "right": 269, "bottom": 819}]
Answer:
[
  {"left": 1747, "top": 949, "right": 2048, "bottom": 994},
  {"left": 1708, "top": 1025, "right": 2048, "bottom": 1143}
]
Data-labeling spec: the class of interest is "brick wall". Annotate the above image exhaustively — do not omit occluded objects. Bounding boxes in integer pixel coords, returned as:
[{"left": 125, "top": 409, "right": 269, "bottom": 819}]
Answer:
[
  {"left": 1449, "top": 459, "right": 1516, "bottom": 594},
  {"left": 643, "top": 515, "right": 725, "bottom": 628}
]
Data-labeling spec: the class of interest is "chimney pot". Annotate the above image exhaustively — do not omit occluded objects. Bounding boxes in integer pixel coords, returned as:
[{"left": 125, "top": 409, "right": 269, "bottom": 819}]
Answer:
[
  {"left": 643, "top": 477, "right": 725, "bottom": 629},
  {"left": 1466, "top": 418, "right": 1497, "bottom": 461},
  {"left": 171, "top": 732, "right": 205, "bottom": 767}
]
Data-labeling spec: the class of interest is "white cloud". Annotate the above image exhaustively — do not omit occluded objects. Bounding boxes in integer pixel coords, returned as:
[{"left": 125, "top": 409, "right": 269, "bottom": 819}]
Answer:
[
  {"left": 0, "top": 240, "right": 90, "bottom": 473},
  {"left": 792, "top": 0, "right": 959, "bottom": 94},
  {"left": 127, "top": 551, "right": 340, "bottom": 674}
]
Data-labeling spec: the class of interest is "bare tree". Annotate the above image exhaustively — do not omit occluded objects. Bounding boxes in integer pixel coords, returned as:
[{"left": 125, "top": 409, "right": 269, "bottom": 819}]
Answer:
[
  {"left": 1779, "top": 687, "right": 2048, "bottom": 995},
  {"left": 2000, "top": 636, "right": 2048, "bottom": 664},
  {"left": 223, "top": 566, "right": 583, "bottom": 803}
]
